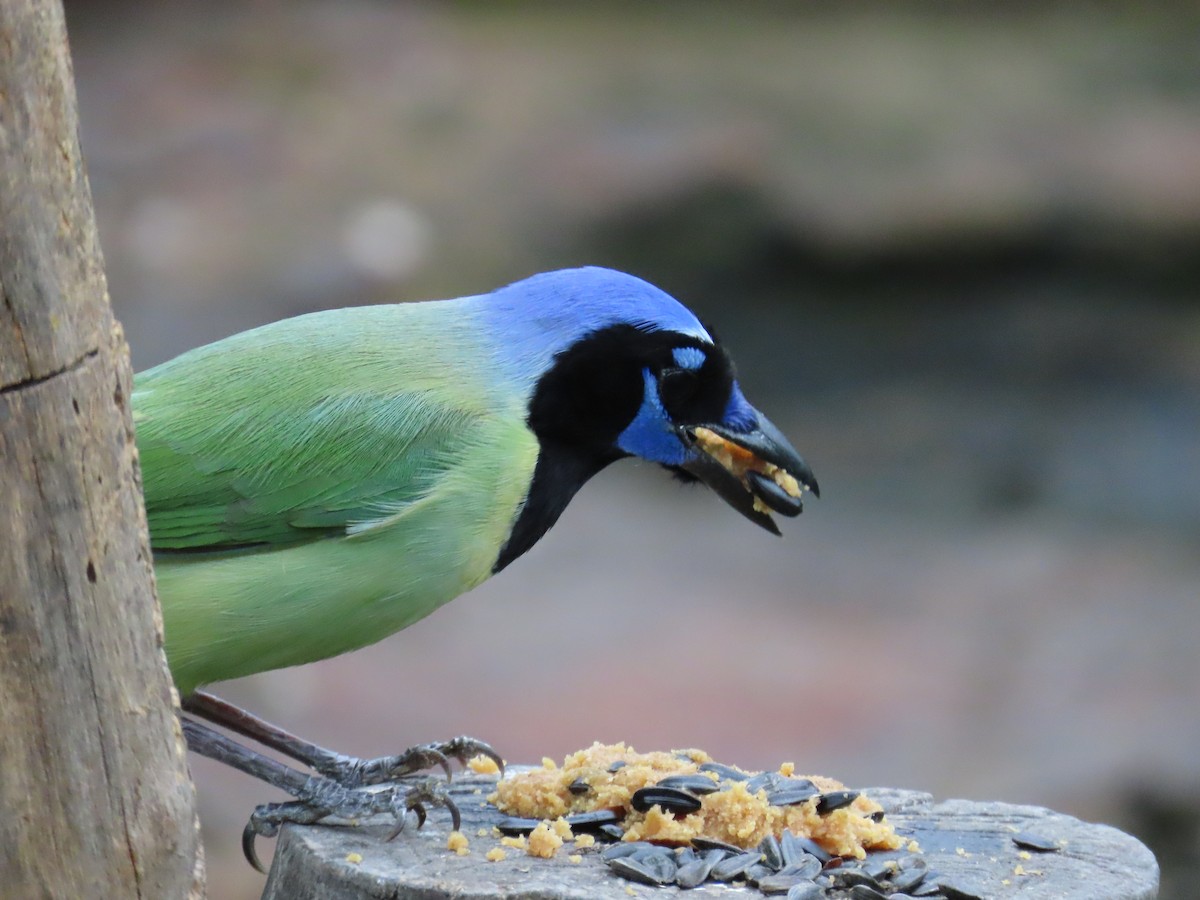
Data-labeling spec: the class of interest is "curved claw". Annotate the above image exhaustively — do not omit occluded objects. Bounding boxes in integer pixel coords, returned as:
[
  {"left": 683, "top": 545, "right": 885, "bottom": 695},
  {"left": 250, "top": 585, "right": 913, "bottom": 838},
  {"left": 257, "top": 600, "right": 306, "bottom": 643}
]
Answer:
[
  {"left": 382, "top": 781, "right": 461, "bottom": 842},
  {"left": 242, "top": 822, "right": 267, "bottom": 873},
  {"left": 442, "top": 736, "right": 506, "bottom": 776}
]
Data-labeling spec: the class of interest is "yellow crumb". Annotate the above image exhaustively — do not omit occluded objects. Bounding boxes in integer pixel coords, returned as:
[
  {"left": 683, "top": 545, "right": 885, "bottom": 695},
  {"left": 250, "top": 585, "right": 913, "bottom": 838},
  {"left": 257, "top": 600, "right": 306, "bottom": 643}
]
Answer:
[
  {"left": 344, "top": 852, "right": 363, "bottom": 864},
  {"left": 1014, "top": 864, "right": 1026, "bottom": 876},
  {"left": 779, "top": 761, "right": 795, "bottom": 777},
  {"left": 468, "top": 754, "right": 501, "bottom": 775},
  {"left": 500, "top": 835, "right": 527, "bottom": 850},
  {"left": 526, "top": 821, "right": 564, "bottom": 858},
  {"left": 476, "top": 828, "right": 489, "bottom": 838},
  {"left": 568, "top": 854, "right": 583, "bottom": 864},
  {"left": 485, "top": 847, "right": 507, "bottom": 862},
  {"left": 956, "top": 847, "right": 968, "bottom": 857},
  {"left": 1018, "top": 850, "right": 1032, "bottom": 860},
  {"left": 447, "top": 831, "right": 469, "bottom": 854},
  {"left": 541, "top": 757, "right": 557, "bottom": 770},
  {"left": 907, "top": 840, "right": 922, "bottom": 853},
  {"left": 550, "top": 816, "right": 574, "bottom": 840},
  {"left": 574, "top": 833, "right": 595, "bottom": 848}
]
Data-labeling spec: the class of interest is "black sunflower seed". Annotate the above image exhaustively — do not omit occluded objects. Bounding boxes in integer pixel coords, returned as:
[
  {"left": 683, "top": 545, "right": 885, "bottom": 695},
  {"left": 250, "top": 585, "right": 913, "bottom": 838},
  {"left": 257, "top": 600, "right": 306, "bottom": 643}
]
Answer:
[
  {"left": 674, "top": 857, "right": 715, "bottom": 889},
  {"left": 910, "top": 871, "right": 944, "bottom": 896},
  {"left": 607, "top": 760, "right": 627, "bottom": 773},
  {"left": 745, "top": 771, "right": 779, "bottom": 794},
  {"left": 769, "top": 782, "right": 821, "bottom": 807},
  {"left": 780, "top": 830, "right": 832, "bottom": 863},
  {"left": 815, "top": 790, "right": 859, "bottom": 814},
  {"left": 601, "top": 842, "right": 646, "bottom": 861},
  {"left": 757, "top": 871, "right": 819, "bottom": 894},
  {"left": 630, "top": 844, "right": 675, "bottom": 863},
  {"left": 759, "top": 834, "right": 784, "bottom": 870},
  {"left": 632, "top": 849, "right": 677, "bottom": 883},
  {"left": 1012, "top": 831, "right": 1061, "bottom": 852},
  {"left": 495, "top": 815, "right": 541, "bottom": 835},
  {"left": 711, "top": 849, "right": 761, "bottom": 881},
  {"left": 786, "top": 883, "right": 823, "bottom": 900},
  {"left": 847, "top": 885, "right": 890, "bottom": 900},
  {"left": 831, "top": 868, "right": 884, "bottom": 890},
  {"left": 630, "top": 786, "right": 703, "bottom": 815},
  {"left": 745, "top": 862, "right": 776, "bottom": 884},
  {"left": 890, "top": 864, "right": 928, "bottom": 892},
  {"left": 779, "top": 856, "right": 822, "bottom": 880},
  {"left": 564, "top": 809, "right": 620, "bottom": 830},
  {"left": 869, "top": 809, "right": 886, "bottom": 822},
  {"left": 698, "top": 762, "right": 750, "bottom": 782},
  {"left": 862, "top": 859, "right": 893, "bottom": 880},
  {"left": 656, "top": 774, "right": 721, "bottom": 795},
  {"left": 607, "top": 856, "right": 671, "bottom": 886},
  {"left": 596, "top": 823, "right": 625, "bottom": 841},
  {"left": 567, "top": 777, "right": 590, "bottom": 795},
  {"left": 691, "top": 836, "right": 742, "bottom": 855}
]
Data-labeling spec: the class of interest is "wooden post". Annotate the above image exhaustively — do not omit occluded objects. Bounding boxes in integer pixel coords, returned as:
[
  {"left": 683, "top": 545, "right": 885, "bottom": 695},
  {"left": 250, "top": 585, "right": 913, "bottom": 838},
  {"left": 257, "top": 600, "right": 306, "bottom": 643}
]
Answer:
[{"left": 0, "top": 0, "right": 204, "bottom": 896}]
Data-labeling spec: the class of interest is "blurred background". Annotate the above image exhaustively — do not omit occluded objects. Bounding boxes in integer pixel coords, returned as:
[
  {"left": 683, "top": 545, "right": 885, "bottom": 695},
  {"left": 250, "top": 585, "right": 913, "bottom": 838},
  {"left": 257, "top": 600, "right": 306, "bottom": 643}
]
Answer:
[{"left": 66, "top": 2, "right": 1198, "bottom": 897}]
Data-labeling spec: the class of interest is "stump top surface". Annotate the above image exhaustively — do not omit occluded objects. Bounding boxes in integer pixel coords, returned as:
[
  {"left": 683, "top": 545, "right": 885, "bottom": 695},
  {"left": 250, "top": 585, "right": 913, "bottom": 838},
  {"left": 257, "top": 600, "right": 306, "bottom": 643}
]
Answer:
[{"left": 261, "top": 771, "right": 1158, "bottom": 900}]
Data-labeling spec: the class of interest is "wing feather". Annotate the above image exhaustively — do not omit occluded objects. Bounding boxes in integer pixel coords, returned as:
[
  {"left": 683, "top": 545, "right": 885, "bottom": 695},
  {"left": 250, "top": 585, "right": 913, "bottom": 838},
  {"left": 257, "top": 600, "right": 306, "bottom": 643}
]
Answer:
[{"left": 133, "top": 308, "right": 491, "bottom": 552}]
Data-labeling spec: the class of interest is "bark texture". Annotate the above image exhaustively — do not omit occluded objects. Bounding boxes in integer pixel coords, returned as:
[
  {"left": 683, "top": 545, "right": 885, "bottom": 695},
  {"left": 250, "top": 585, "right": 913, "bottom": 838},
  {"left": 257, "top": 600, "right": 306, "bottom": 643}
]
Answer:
[{"left": 0, "top": 0, "right": 204, "bottom": 895}]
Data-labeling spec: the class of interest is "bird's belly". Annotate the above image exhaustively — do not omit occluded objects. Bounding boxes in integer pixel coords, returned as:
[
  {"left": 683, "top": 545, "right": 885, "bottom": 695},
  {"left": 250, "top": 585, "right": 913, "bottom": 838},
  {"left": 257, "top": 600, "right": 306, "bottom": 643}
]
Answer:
[{"left": 158, "top": 489, "right": 520, "bottom": 696}]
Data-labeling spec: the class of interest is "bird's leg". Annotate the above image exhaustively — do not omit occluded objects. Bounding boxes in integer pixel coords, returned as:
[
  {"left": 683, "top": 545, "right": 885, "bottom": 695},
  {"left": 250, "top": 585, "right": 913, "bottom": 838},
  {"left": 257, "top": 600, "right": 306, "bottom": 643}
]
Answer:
[
  {"left": 183, "top": 690, "right": 504, "bottom": 787},
  {"left": 182, "top": 717, "right": 460, "bottom": 872}
]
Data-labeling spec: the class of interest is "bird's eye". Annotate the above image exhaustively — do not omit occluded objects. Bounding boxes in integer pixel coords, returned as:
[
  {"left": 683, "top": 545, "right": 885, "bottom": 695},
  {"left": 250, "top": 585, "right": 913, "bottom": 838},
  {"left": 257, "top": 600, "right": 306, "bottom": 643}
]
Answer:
[{"left": 659, "top": 367, "right": 698, "bottom": 412}]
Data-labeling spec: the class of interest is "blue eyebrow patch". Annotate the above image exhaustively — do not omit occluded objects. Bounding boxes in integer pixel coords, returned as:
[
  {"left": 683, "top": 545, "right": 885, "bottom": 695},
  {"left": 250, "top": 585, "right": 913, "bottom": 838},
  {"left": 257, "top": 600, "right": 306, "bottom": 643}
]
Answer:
[{"left": 672, "top": 346, "right": 706, "bottom": 370}]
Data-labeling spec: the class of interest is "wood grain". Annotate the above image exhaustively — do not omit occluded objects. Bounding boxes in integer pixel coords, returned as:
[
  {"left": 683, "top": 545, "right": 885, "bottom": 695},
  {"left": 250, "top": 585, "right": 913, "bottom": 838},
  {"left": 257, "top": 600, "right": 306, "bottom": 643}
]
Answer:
[{"left": 0, "top": 0, "right": 204, "bottom": 895}]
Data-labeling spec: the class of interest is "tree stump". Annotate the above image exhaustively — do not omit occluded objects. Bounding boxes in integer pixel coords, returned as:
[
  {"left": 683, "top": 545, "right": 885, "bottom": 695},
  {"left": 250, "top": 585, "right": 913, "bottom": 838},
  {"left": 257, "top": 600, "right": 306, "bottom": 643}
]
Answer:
[{"left": 260, "top": 770, "right": 1158, "bottom": 900}]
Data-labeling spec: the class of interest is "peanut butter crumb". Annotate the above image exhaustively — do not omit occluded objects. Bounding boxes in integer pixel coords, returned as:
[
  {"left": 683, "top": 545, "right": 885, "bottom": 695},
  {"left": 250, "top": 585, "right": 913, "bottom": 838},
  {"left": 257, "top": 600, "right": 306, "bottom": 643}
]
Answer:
[
  {"left": 526, "top": 821, "right": 564, "bottom": 858},
  {"left": 468, "top": 754, "right": 501, "bottom": 775}
]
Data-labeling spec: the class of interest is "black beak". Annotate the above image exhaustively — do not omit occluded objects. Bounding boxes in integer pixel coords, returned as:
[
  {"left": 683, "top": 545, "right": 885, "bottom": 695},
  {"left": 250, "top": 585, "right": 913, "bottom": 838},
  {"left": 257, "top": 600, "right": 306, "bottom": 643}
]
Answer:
[{"left": 678, "top": 413, "right": 818, "bottom": 536}]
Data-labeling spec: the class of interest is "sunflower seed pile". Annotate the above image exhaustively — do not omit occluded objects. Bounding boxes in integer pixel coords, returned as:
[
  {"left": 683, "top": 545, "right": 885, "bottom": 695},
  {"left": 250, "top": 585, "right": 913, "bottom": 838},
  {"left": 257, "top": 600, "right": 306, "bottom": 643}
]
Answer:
[{"left": 598, "top": 829, "right": 985, "bottom": 898}]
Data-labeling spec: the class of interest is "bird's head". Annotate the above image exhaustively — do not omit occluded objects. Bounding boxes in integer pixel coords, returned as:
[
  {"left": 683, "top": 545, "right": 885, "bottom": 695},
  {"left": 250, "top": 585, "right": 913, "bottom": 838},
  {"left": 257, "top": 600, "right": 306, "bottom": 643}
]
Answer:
[{"left": 486, "top": 267, "right": 818, "bottom": 568}]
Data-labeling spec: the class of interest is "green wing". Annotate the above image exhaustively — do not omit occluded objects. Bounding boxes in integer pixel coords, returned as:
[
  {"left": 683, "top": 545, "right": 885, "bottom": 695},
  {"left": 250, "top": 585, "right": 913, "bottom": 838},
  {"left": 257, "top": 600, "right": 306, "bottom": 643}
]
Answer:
[{"left": 133, "top": 310, "right": 489, "bottom": 552}]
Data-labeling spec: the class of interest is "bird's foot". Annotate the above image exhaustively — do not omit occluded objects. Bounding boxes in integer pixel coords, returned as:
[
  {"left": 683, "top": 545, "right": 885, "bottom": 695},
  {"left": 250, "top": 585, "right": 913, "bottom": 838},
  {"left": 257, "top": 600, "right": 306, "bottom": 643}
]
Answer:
[
  {"left": 317, "top": 735, "right": 504, "bottom": 788},
  {"left": 242, "top": 776, "right": 461, "bottom": 872}
]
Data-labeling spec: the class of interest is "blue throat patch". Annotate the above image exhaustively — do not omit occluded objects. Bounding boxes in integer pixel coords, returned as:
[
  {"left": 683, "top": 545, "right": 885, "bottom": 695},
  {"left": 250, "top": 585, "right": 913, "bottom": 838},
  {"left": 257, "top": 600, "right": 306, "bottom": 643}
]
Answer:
[{"left": 617, "top": 368, "right": 688, "bottom": 464}]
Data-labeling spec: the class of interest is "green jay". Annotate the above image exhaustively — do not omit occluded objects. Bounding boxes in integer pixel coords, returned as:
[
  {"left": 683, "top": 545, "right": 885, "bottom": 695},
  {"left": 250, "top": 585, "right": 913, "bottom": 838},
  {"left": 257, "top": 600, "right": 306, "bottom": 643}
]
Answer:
[{"left": 134, "top": 266, "right": 818, "bottom": 867}]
